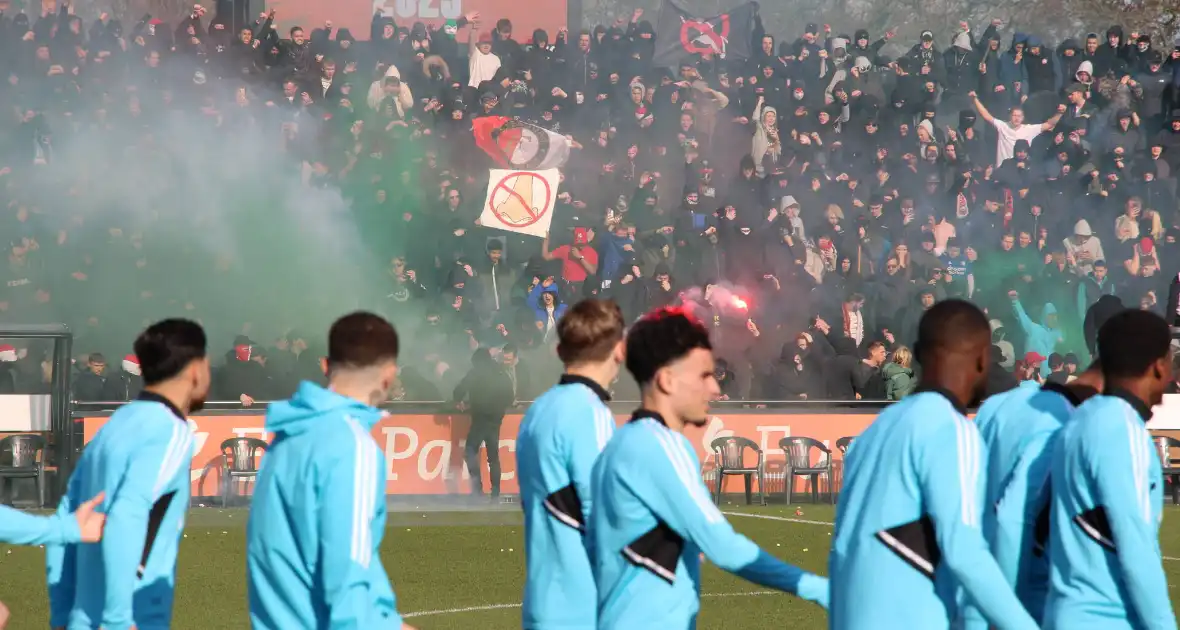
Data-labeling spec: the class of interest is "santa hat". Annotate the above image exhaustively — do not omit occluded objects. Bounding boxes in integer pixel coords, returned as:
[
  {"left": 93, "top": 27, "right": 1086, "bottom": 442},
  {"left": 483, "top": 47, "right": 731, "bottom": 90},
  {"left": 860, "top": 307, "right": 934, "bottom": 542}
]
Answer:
[
  {"left": 0, "top": 345, "right": 15, "bottom": 362},
  {"left": 122, "top": 354, "right": 141, "bottom": 376}
]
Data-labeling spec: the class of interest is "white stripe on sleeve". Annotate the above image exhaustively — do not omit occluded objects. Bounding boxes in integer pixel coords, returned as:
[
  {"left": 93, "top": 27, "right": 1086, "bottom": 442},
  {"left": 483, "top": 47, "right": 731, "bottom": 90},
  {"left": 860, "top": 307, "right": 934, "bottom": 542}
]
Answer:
[
  {"left": 650, "top": 423, "right": 722, "bottom": 524},
  {"left": 1125, "top": 412, "right": 1150, "bottom": 523},
  {"left": 595, "top": 403, "right": 612, "bottom": 452},
  {"left": 153, "top": 422, "right": 183, "bottom": 498},
  {"left": 345, "top": 417, "right": 377, "bottom": 569},
  {"left": 955, "top": 416, "right": 968, "bottom": 526},
  {"left": 953, "top": 416, "right": 981, "bottom": 527},
  {"left": 160, "top": 430, "right": 194, "bottom": 497},
  {"left": 967, "top": 420, "right": 980, "bottom": 526}
]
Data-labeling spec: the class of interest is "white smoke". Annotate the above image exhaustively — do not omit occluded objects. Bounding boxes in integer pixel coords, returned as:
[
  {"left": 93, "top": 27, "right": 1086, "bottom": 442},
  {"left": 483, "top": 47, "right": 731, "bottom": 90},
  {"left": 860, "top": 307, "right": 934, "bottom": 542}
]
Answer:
[{"left": 22, "top": 94, "right": 380, "bottom": 347}]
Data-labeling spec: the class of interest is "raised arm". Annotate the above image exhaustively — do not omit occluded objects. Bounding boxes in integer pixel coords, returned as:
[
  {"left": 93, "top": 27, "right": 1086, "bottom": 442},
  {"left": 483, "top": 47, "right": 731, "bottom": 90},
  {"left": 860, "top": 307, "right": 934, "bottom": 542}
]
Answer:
[
  {"left": 968, "top": 91, "right": 995, "bottom": 125},
  {"left": 1041, "top": 104, "right": 1066, "bottom": 132}
]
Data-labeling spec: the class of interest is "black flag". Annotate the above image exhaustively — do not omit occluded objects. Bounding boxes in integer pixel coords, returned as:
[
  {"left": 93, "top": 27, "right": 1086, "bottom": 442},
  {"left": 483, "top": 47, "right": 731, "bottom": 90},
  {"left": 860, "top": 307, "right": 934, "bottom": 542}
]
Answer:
[{"left": 653, "top": 0, "right": 757, "bottom": 68}]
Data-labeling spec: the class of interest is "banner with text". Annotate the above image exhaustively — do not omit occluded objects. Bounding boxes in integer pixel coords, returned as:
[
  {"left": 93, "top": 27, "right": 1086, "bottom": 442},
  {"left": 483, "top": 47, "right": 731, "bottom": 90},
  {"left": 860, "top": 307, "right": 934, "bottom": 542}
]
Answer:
[{"left": 82, "top": 412, "right": 876, "bottom": 496}]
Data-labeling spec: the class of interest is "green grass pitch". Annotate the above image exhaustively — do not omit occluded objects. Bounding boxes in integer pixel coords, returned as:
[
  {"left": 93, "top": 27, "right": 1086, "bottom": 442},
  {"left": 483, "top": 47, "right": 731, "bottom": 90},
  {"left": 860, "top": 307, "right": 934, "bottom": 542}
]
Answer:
[{"left": 4, "top": 503, "right": 1180, "bottom": 629}]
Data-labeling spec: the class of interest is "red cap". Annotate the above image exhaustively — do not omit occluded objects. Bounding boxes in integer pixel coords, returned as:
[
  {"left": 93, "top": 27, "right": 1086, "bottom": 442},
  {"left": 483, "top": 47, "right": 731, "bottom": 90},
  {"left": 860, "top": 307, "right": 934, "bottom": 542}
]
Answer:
[
  {"left": 1024, "top": 351, "right": 1046, "bottom": 364},
  {"left": 477, "top": 31, "right": 493, "bottom": 44}
]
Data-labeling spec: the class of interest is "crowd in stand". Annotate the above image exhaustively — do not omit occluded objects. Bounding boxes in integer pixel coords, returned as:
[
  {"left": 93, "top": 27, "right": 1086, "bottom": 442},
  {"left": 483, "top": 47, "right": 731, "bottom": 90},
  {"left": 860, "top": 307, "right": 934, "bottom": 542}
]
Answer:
[{"left": 2, "top": 2, "right": 1180, "bottom": 403}]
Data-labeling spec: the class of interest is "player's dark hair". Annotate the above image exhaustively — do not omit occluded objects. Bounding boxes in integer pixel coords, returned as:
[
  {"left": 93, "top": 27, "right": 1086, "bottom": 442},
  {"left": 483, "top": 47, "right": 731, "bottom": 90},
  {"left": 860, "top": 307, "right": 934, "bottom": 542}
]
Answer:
[
  {"left": 625, "top": 307, "right": 712, "bottom": 385},
  {"left": 557, "top": 299, "right": 625, "bottom": 366},
  {"left": 914, "top": 299, "right": 990, "bottom": 364},
  {"left": 133, "top": 319, "right": 207, "bottom": 386},
  {"left": 327, "top": 311, "right": 399, "bottom": 372},
  {"left": 1098, "top": 309, "right": 1170, "bottom": 379}
]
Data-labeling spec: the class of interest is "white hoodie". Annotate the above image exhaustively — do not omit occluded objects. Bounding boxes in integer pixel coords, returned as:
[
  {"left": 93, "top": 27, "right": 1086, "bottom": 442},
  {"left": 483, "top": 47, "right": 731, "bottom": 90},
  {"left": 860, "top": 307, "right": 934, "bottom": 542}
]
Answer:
[
  {"left": 367, "top": 64, "right": 414, "bottom": 115},
  {"left": 1063, "top": 219, "right": 1104, "bottom": 275}
]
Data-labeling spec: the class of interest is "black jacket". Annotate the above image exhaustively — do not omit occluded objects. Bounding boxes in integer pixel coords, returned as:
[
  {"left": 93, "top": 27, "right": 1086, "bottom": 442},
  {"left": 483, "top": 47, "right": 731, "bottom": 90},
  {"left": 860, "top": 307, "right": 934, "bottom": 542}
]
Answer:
[{"left": 453, "top": 350, "right": 515, "bottom": 419}]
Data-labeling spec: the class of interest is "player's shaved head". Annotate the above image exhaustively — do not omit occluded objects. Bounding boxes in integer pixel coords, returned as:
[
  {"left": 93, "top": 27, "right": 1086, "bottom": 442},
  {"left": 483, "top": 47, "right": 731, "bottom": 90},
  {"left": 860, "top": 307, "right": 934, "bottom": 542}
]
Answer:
[
  {"left": 916, "top": 299, "right": 992, "bottom": 361},
  {"left": 915, "top": 299, "right": 992, "bottom": 408},
  {"left": 1097, "top": 309, "right": 1173, "bottom": 408},
  {"left": 1098, "top": 309, "right": 1169, "bottom": 379}
]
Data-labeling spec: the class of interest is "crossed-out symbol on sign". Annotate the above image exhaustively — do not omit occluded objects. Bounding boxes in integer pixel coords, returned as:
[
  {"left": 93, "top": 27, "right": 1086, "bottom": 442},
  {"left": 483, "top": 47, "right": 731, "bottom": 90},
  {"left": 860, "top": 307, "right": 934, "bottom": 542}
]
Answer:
[
  {"left": 679, "top": 15, "right": 730, "bottom": 55},
  {"left": 488, "top": 171, "right": 553, "bottom": 228}
]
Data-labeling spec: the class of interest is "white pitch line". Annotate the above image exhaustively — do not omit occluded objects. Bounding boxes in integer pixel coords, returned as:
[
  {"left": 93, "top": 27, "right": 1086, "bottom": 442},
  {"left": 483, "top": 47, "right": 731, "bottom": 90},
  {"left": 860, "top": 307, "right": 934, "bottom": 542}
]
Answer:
[
  {"left": 723, "top": 511, "right": 835, "bottom": 527},
  {"left": 723, "top": 511, "right": 1180, "bottom": 562},
  {"left": 402, "top": 590, "right": 779, "bottom": 618},
  {"left": 402, "top": 602, "right": 520, "bottom": 618}
]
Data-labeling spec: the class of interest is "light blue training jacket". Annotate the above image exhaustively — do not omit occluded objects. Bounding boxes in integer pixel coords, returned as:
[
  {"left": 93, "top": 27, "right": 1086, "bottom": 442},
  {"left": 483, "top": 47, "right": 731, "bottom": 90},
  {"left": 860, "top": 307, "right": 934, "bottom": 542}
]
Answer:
[
  {"left": 516, "top": 374, "right": 615, "bottom": 629},
  {"left": 963, "top": 380, "right": 1082, "bottom": 629},
  {"left": 1045, "top": 390, "right": 1177, "bottom": 630},
  {"left": 47, "top": 392, "right": 194, "bottom": 630},
  {"left": 247, "top": 381, "right": 403, "bottom": 630},
  {"left": 590, "top": 411, "right": 828, "bottom": 630},
  {"left": 829, "top": 388, "right": 1037, "bottom": 630},
  {"left": 0, "top": 504, "right": 83, "bottom": 545}
]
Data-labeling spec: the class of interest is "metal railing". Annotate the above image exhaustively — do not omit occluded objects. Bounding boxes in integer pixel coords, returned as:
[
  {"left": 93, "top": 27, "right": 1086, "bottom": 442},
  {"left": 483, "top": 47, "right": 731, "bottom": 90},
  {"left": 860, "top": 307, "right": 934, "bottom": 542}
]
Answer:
[{"left": 71, "top": 398, "right": 893, "bottom": 415}]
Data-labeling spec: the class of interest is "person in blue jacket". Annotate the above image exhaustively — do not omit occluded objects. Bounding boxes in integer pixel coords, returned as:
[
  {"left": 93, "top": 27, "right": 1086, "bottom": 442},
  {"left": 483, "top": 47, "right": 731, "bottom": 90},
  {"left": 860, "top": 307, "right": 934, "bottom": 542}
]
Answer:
[
  {"left": 830, "top": 299, "right": 1037, "bottom": 630},
  {"left": 590, "top": 307, "right": 828, "bottom": 630},
  {"left": 527, "top": 278, "right": 569, "bottom": 343},
  {"left": 0, "top": 495, "right": 106, "bottom": 630},
  {"left": 962, "top": 361, "right": 1104, "bottom": 629},
  {"left": 516, "top": 299, "right": 625, "bottom": 630},
  {"left": 1045, "top": 309, "right": 1177, "bottom": 629},
  {"left": 1009, "top": 289, "right": 1064, "bottom": 376},
  {"left": 47, "top": 318, "right": 211, "bottom": 630},
  {"left": 247, "top": 312, "right": 416, "bottom": 630}
]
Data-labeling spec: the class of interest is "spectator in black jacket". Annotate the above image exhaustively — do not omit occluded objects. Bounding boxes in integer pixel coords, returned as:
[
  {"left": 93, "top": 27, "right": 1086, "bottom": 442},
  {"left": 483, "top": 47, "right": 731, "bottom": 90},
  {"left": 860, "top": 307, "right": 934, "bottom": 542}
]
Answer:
[
  {"left": 854, "top": 340, "right": 889, "bottom": 399},
  {"left": 72, "top": 353, "right": 123, "bottom": 401},
  {"left": 218, "top": 343, "right": 278, "bottom": 406},
  {"left": 453, "top": 348, "right": 515, "bottom": 498}
]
